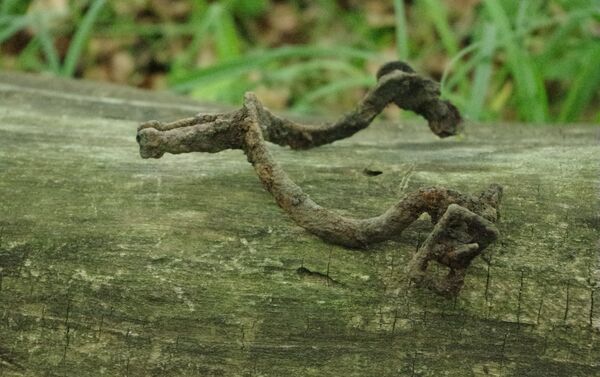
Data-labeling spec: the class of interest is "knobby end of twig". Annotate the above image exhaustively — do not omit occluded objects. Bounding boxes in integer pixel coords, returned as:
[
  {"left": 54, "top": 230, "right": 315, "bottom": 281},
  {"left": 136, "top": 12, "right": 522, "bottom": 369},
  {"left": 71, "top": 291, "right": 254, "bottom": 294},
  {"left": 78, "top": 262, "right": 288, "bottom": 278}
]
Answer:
[
  {"left": 375, "top": 60, "right": 462, "bottom": 138},
  {"left": 426, "top": 99, "right": 462, "bottom": 138}
]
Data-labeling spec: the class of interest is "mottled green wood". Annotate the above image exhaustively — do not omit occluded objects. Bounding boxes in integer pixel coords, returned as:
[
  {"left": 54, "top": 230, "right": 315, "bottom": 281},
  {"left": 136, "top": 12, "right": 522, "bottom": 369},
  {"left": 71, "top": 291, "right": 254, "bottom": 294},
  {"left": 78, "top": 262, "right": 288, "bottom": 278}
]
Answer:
[{"left": 0, "top": 72, "right": 599, "bottom": 377}]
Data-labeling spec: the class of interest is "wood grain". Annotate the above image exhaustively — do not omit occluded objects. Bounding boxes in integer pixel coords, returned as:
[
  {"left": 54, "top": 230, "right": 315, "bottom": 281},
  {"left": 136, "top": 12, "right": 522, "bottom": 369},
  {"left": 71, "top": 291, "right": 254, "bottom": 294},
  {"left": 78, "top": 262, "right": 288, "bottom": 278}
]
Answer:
[{"left": 0, "top": 72, "right": 598, "bottom": 376}]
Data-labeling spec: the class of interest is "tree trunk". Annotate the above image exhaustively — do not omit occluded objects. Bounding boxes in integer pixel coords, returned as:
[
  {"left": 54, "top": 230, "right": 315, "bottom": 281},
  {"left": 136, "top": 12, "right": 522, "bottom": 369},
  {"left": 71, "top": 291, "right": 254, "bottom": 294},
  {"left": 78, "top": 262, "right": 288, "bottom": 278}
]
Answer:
[{"left": 0, "top": 72, "right": 598, "bottom": 376}]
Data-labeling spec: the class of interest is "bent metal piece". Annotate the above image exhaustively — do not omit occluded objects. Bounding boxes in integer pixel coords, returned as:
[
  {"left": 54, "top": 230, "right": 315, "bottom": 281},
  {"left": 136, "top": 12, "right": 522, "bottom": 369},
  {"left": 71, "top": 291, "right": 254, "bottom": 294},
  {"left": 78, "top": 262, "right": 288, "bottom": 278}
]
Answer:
[{"left": 136, "top": 61, "right": 503, "bottom": 296}]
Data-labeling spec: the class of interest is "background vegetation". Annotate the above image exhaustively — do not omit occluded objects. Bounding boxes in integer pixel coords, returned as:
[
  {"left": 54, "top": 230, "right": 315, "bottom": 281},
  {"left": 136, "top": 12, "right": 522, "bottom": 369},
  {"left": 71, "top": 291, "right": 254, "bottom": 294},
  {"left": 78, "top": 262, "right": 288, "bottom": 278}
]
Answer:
[{"left": 1, "top": 0, "right": 599, "bottom": 123}]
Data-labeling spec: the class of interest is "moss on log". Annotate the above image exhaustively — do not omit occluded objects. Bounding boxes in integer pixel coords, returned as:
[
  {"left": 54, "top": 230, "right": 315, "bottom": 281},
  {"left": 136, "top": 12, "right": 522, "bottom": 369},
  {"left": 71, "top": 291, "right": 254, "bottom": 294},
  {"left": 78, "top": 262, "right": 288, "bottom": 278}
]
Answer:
[{"left": 0, "top": 72, "right": 599, "bottom": 376}]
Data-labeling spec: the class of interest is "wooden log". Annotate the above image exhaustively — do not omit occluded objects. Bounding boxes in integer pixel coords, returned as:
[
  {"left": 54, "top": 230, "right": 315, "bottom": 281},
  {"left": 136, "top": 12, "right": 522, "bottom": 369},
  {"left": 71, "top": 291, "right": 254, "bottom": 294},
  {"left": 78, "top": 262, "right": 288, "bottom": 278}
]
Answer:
[{"left": 0, "top": 72, "right": 598, "bottom": 376}]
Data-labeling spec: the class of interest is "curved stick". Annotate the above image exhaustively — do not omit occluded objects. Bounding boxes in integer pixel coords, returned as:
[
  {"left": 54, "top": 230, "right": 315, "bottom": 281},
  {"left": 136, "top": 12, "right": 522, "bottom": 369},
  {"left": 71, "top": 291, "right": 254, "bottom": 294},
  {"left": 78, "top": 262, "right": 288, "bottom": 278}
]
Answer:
[
  {"left": 137, "top": 61, "right": 461, "bottom": 156},
  {"left": 240, "top": 92, "right": 500, "bottom": 248},
  {"left": 136, "top": 61, "right": 502, "bottom": 296}
]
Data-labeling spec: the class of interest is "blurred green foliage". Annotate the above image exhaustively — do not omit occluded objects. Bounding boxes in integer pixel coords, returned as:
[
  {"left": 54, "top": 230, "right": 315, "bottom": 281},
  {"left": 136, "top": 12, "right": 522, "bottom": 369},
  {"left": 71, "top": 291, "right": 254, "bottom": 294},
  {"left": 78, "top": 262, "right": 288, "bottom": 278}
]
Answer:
[{"left": 1, "top": 0, "right": 599, "bottom": 123}]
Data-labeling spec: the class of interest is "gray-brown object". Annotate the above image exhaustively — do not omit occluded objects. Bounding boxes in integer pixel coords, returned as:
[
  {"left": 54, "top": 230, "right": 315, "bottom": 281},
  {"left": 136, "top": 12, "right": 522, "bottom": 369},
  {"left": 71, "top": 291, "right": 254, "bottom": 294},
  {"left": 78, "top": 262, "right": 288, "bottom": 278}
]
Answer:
[{"left": 136, "top": 62, "right": 502, "bottom": 296}]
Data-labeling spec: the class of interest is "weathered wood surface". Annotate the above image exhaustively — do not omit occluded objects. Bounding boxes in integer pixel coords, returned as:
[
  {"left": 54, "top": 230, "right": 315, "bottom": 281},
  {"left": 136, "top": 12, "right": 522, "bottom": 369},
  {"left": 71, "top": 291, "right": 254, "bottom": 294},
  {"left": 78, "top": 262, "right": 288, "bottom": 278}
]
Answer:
[{"left": 0, "top": 72, "right": 599, "bottom": 377}]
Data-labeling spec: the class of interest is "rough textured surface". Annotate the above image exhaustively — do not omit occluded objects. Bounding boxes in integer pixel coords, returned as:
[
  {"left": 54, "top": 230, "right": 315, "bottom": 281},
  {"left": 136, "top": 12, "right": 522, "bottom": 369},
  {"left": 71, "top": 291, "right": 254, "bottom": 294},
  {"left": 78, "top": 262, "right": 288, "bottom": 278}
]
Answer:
[
  {"left": 0, "top": 72, "right": 599, "bottom": 376},
  {"left": 136, "top": 79, "right": 500, "bottom": 295}
]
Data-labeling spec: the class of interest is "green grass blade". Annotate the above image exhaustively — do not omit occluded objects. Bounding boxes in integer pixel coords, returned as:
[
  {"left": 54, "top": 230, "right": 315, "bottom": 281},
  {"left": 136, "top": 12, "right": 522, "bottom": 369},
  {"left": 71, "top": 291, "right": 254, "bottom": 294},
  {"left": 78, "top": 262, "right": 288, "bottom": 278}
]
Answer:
[
  {"left": 0, "top": 0, "right": 21, "bottom": 16},
  {"left": 558, "top": 44, "right": 600, "bottom": 122},
  {"left": 214, "top": 4, "right": 241, "bottom": 61},
  {"left": 189, "top": 74, "right": 248, "bottom": 103},
  {"left": 440, "top": 91, "right": 467, "bottom": 111},
  {"left": 419, "top": 0, "right": 466, "bottom": 96},
  {"left": 420, "top": 0, "right": 459, "bottom": 56},
  {"left": 265, "top": 59, "right": 363, "bottom": 82},
  {"left": 15, "top": 36, "right": 46, "bottom": 71},
  {"left": 34, "top": 14, "right": 61, "bottom": 74},
  {"left": 393, "top": 0, "right": 410, "bottom": 59},
  {"left": 515, "top": 0, "right": 532, "bottom": 35},
  {"left": 61, "top": 0, "right": 106, "bottom": 77},
  {"left": 465, "top": 24, "right": 497, "bottom": 120},
  {"left": 440, "top": 42, "right": 481, "bottom": 95},
  {"left": 94, "top": 23, "right": 197, "bottom": 37},
  {"left": 526, "top": 6, "right": 600, "bottom": 36},
  {"left": 38, "top": 33, "right": 61, "bottom": 73},
  {"left": 483, "top": 0, "right": 548, "bottom": 122},
  {"left": 0, "top": 16, "right": 29, "bottom": 45},
  {"left": 443, "top": 5, "right": 598, "bottom": 108},
  {"left": 170, "top": 45, "right": 376, "bottom": 92},
  {"left": 538, "top": 9, "right": 599, "bottom": 79},
  {"left": 172, "top": 4, "right": 220, "bottom": 71},
  {"left": 292, "top": 76, "right": 374, "bottom": 113}
]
